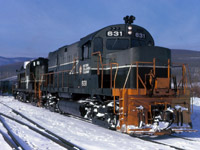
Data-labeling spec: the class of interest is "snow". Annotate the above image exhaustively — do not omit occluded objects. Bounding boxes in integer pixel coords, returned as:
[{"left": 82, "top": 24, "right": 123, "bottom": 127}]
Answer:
[
  {"left": 0, "top": 133, "right": 12, "bottom": 150},
  {"left": 136, "top": 105, "right": 144, "bottom": 110},
  {"left": 151, "top": 121, "right": 170, "bottom": 131},
  {"left": 0, "top": 96, "right": 200, "bottom": 150},
  {"left": 175, "top": 105, "right": 188, "bottom": 111}
]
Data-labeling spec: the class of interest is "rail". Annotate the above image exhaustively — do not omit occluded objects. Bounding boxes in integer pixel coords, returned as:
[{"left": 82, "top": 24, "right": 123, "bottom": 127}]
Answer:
[
  {"left": 36, "top": 59, "right": 78, "bottom": 106},
  {"left": 100, "top": 63, "right": 119, "bottom": 88},
  {"left": 0, "top": 102, "right": 83, "bottom": 150},
  {"left": 92, "top": 52, "right": 120, "bottom": 114},
  {"left": 120, "top": 58, "right": 189, "bottom": 96},
  {"left": 122, "top": 59, "right": 155, "bottom": 94},
  {"left": 92, "top": 51, "right": 119, "bottom": 89},
  {"left": 91, "top": 51, "right": 103, "bottom": 75},
  {"left": 40, "top": 58, "right": 78, "bottom": 88},
  {"left": 172, "top": 63, "right": 189, "bottom": 95},
  {"left": 0, "top": 115, "right": 27, "bottom": 150}
]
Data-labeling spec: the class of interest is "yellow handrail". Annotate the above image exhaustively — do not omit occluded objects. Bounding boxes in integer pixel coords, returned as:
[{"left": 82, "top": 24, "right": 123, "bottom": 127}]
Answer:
[
  {"left": 123, "top": 61, "right": 154, "bottom": 89},
  {"left": 92, "top": 51, "right": 103, "bottom": 75},
  {"left": 111, "top": 63, "right": 119, "bottom": 114}
]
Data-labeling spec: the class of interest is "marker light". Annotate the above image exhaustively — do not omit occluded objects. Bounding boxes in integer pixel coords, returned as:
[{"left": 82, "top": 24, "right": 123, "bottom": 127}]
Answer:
[
  {"left": 128, "top": 31, "right": 132, "bottom": 35},
  {"left": 128, "top": 26, "right": 132, "bottom": 30}
]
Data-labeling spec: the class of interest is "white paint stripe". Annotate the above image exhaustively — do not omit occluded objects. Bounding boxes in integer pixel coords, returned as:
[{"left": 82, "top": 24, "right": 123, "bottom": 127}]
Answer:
[
  {"left": 60, "top": 60, "right": 79, "bottom": 66},
  {"left": 49, "top": 63, "right": 168, "bottom": 71},
  {"left": 91, "top": 65, "right": 169, "bottom": 70},
  {"left": 20, "top": 80, "right": 45, "bottom": 83},
  {"left": 48, "top": 65, "right": 57, "bottom": 69},
  {"left": 48, "top": 60, "right": 79, "bottom": 69}
]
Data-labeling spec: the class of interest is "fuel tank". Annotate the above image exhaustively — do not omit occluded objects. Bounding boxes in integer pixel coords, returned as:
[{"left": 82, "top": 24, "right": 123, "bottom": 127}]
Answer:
[{"left": 58, "top": 100, "right": 83, "bottom": 117}]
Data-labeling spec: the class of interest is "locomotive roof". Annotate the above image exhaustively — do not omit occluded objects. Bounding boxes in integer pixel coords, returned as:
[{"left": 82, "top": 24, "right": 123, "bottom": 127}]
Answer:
[
  {"left": 79, "top": 30, "right": 99, "bottom": 47},
  {"left": 52, "top": 23, "right": 153, "bottom": 54},
  {"left": 78, "top": 23, "right": 152, "bottom": 47}
]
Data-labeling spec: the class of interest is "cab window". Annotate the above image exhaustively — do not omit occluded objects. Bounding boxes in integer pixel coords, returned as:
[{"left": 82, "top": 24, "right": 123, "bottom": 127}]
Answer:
[
  {"left": 82, "top": 42, "right": 90, "bottom": 60},
  {"left": 94, "top": 37, "right": 103, "bottom": 53},
  {"left": 106, "top": 39, "right": 129, "bottom": 50}
]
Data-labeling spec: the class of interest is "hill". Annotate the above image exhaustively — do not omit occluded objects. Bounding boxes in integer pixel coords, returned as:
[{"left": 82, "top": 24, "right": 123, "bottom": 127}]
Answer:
[
  {"left": 0, "top": 62, "right": 24, "bottom": 79},
  {"left": 0, "top": 56, "right": 33, "bottom": 66},
  {"left": 171, "top": 49, "right": 200, "bottom": 83},
  {"left": 171, "top": 49, "right": 200, "bottom": 67},
  {"left": 0, "top": 56, "right": 34, "bottom": 79}
]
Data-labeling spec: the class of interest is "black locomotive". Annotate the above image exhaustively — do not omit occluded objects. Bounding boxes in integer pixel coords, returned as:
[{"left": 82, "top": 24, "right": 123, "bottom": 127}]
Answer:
[{"left": 13, "top": 16, "right": 194, "bottom": 135}]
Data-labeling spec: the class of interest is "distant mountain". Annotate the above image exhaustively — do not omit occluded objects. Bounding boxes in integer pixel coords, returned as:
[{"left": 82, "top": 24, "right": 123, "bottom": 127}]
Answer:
[
  {"left": 171, "top": 49, "right": 200, "bottom": 67},
  {"left": 0, "top": 56, "right": 34, "bottom": 79},
  {"left": 0, "top": 56, "right": 34, "bottom": 66},
  {"left": 171, "top": 49, "right": 200, "bottom": 71},
  {"left": 171, "top": 49, "right": 200, "bottom": 83},
  {"left": 0, "top": 62, "right": 24, "bottom": 79}
]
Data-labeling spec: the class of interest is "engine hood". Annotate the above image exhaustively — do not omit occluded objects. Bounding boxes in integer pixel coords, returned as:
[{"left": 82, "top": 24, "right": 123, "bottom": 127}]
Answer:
[{"left": 106, "top": 46, "right": 171, "bottom": 66}]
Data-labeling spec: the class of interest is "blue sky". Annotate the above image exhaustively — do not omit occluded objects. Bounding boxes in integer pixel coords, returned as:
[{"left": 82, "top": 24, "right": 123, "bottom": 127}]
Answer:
[{"left": 0, "top": 0, "right": 200, "bottom": 57}]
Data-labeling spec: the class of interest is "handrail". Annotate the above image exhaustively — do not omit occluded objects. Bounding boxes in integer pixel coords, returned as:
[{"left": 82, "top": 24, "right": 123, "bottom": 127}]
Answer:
[
  {"left": 91, "top": 52, "right": 120, "bottom": 114},
  {"left": 177, "top": 64, "right": 187, "bottom": 92},
  {"left": 111, "top": 63, "right": 119, "bottom": 115},
  {"left": 138, "top": 75, "right": 146, "bottom": 91},
  {"left": 100, "top": 63, "right": 119, "bottom": 89},
  {"left": 41, "top": 58, "right": 78, "bottom": 88},
  {"left": 153, "top": 58, "right": 156, "bottom": 75},
  {"left": 168, "top": 59, "right": 170, "bottom": 80},
  {"left": 92, "top": 51, "right": 119, "bottom": 89},
  {"left": 185, "top": 64, "right": 193, "bottom": 113},
  {"left": 112, "top": 63, "right": 119, "bottom": 89},
  {"left": 92, "top": 51, "right": 103, "bottom": 75},
  {"left": 37, "top": 59, "right": 77, "bottom": 106},
  {"left": 123, "top": 61, "right": 154, "bottom": 89},
  {"left": 123, "top": 64, "right": 132, "bottom": 89}
]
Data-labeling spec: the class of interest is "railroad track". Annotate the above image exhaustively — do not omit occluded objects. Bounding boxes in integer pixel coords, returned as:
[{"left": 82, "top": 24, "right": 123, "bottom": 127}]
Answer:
[
  {"left": 0, "top": 101, "right": 83, "bottom": 150},
  {"left": 131, "top": 135, "right": 186, "bottom": 150},
  {"left": 169, "top": 134, "right": 197, "bottom": 141},
  {"left": 0, "top": 130, "right": 19, "bottom": 149},
  {"left": 0, "top": 130, "right": 18, "bottom": 149},
  {"left": 1, "top": 101, "right": 199, "bottom": 150},
  {"left": 0, "top": 115, "right": 33, "bottom": 150},
  {"left": 62, "top": 109, "right": 199, "bottom": 150},
  {"left": 131, "top": 133, "right": 200, "bottom": 150}
]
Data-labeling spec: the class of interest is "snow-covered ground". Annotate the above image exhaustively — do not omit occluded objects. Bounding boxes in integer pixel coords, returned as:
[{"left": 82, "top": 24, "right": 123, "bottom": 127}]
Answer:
[{"left": 0, "top": 96, "right": 200, "bottom": 150}]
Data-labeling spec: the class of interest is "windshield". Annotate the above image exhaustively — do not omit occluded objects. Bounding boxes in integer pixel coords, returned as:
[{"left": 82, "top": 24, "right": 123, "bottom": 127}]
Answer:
[{"left": 106, "top": 39, "right": 129, "bottom": 50}]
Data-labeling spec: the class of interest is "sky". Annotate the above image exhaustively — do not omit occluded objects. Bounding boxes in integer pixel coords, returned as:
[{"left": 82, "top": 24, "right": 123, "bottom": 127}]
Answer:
[{"left": 0, "top": 0, "right": 200, "bottom": 57}]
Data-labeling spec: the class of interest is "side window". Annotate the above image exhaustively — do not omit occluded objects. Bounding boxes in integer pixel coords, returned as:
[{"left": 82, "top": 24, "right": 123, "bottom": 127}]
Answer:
[
  {"left": 82, "top": 42, "right": 90, "bottom": 60},
  {"left": 94, "top": 37, "right": 103, "bottom": 53}
]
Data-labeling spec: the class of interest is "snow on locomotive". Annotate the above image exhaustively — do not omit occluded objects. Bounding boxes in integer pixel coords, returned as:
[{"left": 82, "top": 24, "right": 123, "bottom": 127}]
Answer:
[{"left": 13, "top": 16, "right": 195, "bottom": 135}]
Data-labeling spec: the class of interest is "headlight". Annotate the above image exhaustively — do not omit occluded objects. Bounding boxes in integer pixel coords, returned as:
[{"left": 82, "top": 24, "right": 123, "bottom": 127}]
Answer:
[
  {"left": 128, "top": 31, "right": 132, "bottom": 35},
  {"left": 128, "top": 26, "right": 132, "bottom": 30}
]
